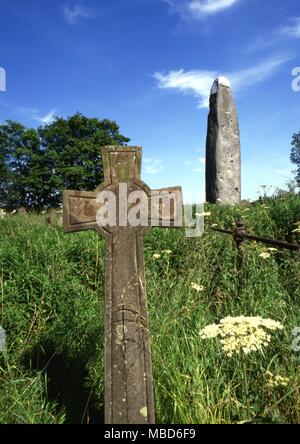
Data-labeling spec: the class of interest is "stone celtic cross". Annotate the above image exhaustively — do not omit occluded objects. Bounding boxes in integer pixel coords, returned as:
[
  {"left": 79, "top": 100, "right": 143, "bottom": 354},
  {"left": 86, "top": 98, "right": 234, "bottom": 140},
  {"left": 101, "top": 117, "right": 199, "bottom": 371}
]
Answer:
[{"left": 63, "top": 146, "right": 183, "bottom": 424}]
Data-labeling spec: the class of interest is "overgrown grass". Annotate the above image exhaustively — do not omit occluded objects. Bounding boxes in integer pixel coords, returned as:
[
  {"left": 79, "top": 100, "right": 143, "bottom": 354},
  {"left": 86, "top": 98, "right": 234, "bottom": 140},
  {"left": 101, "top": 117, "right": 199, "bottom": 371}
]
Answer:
[{"left": 1, "top": 193, "right": 300, "bottom": 423}]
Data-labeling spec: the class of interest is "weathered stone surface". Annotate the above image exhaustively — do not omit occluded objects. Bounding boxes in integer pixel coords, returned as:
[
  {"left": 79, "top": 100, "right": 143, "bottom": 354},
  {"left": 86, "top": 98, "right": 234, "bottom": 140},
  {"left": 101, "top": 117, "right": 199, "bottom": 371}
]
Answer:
[
  {"left": 205, "top": 77, "right": 241, "bottom": 204},
  {"left": 17, "top": 207, "right": 27, "bottom": 214},
  {"left": 63, "top": 146, "right": 183, "bottom": 424}
]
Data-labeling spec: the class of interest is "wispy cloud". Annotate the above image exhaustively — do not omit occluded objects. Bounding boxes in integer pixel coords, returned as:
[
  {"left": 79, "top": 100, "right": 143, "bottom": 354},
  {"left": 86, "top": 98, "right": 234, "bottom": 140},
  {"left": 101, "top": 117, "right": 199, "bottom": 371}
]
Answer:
[
  {"left": 0, "top": 103, "right": 56, "bottom": 125},
  {"left": 164, "top": 0, "right": 241, "bottom": 19},
  {"left": 185, "top": 157, "right": 206, "bottom": 172},
  {"left": 143, "top": 158, "right": 164, "bottom": 174},
  {"left": 189, "top": 0, "right": 240, "bottom": 16},
  {"left": 246, "top": 35, "right": 281, "bottom": 53},
  {"left": 154, "top": 55, "right": 291, "bottom": 108},
  {"left": 193, "top": 157, "right": 205, "bottom": 172},
  {"left": 154, "top": 69, "right": 217, "bottom": 108},
  {"left": 33, "top": 110, "right": 56, "bottom": 125},
  {"left": 229, "top": 57, "right": 291, "bottom": 90},
  {"left": 280, "top": 17, "right": 300, "bottom": 39},
  {"left": 247, "top": 17, "right": 300, "bottom": 53},
  {"left": 63, "top": 4, "right": 93, "bottom": 24}
]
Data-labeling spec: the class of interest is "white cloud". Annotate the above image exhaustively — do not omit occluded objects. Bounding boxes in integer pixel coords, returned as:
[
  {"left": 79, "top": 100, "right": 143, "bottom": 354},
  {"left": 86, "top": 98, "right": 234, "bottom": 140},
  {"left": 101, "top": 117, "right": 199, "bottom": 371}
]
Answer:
[
  {"left": 193, "top": 157, "right": 205, "bottom": 172},
  {"left": 189, "top": 0, "right": 240, "bottom": 16},
  {"left": 63, "top": 4, "right": 93, "bottom": 24},
  {"left": 163, "top": 0, "right": 241, "bottom": 19},
  {"left": 280, "top": 17, "right": 300, "bottom": 39},
  {"left": 0, "top": 104, "right": 56, "bottom": 125},
  {"left": 185, "top": 157, "right": 205, "bottom": 172},
  {"left": 143, "top": 158, "right": 164, "bottom": 174},
  {"left": 154, "top": 69, "right": 217, "bottom": 108},
  {"left": 34, "top": 110, "right": 56, "bottom": 125},
  {"left": 247, "top": 18, "right": 300, "bottom": 53},
  {"left": 229, "top": 56, "right": 290, "bottom": 90},
  {"left": 246, "top": 35, "right": 281, "bottom": 53},
  {"left": 154, "top": 55, "right": 290, "bottom": 108}
]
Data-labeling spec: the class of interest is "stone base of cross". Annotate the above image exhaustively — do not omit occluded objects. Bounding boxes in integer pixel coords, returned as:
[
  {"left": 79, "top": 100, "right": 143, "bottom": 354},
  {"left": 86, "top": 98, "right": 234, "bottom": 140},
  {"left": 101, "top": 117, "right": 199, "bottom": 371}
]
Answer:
[{"left": 63, "top": 146, "right": 183, "bottom": 424}]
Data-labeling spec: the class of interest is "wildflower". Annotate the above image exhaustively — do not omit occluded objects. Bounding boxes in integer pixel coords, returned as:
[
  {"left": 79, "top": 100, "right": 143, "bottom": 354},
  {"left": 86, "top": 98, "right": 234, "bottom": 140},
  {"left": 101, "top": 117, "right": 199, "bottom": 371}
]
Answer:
[
  {"left": 191, "top": 282, "right": 204, "bottom": 292},
  {"left": 200, "top": 316, "right": 283, "bottom": 357},
  {"left": 195, "top": 212, "right": 211, "bottom": 217},
  {"left": 268, "top": 248, "right": 278, "bottom": 252},
  {"left": 266, "top": 371, "right": 289, "bottom": 389},
  {"left": 259, "top": 252, "right": 271, "bottom": 259},
  {"left": 292, "top": 228, "right": 300, "bottom": 234},
  {"left": 200, "top": 323, "right": 220, "bottom": 338},
  {"left": 152, "top": 253, "right": 161, "bottom": 259},
  {"left": 211, "top": 224, "right": 218, "bottom": 228},
  {"left": 162, "top": 249, "right": 172, "bottom": 255}
]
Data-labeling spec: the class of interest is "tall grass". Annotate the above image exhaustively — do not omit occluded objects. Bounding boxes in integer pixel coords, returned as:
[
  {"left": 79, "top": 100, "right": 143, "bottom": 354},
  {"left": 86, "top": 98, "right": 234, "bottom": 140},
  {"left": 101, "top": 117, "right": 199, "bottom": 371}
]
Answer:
[{"left": 1, "top": 192, "right": 300, "bottom": 423}]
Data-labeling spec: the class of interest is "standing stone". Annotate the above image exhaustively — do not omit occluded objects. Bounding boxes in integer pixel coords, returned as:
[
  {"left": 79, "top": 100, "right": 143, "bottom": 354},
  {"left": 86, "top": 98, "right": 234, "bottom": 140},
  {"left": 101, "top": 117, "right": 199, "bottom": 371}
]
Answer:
[{"left": 205, "top": 76, "right": 241, "bottom": 204}]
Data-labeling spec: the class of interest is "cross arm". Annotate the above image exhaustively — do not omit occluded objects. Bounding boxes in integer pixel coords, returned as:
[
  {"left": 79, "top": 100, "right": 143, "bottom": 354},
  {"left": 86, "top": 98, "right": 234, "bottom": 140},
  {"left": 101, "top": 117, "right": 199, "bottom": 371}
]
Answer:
[{"left": 63, "top": 189, "right": 99, "bottom": 233}]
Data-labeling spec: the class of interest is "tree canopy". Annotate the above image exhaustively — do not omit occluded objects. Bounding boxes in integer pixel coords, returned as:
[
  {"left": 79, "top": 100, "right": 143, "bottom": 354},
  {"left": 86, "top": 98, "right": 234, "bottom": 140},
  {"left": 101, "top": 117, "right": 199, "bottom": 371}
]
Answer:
[
  {"left": 0, "top": 113, "right": 130, "bottom": 211},
  {"left": 291, "top": 131, "right": 300, "bottom": 186}
]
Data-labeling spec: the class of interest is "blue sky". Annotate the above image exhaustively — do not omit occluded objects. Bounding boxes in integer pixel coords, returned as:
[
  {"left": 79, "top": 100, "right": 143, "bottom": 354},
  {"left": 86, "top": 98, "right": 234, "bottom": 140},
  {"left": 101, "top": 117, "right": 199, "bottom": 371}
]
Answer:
[{"left": 0, "top": 0, "right": 300, "bottom": 203}]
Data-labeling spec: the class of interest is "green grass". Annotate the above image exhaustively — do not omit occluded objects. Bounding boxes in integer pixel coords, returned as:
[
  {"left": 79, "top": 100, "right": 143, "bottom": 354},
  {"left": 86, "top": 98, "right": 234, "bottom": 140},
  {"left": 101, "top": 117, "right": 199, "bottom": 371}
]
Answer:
[{"left": 1, "top": 192, "right": 300, "bottom": 423}]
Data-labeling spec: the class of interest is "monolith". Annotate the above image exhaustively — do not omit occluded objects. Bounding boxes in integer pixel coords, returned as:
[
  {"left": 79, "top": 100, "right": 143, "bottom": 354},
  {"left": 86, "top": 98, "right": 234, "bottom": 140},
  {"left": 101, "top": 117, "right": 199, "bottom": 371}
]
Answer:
[{"left": 205, "top": 76, "right": 241, "bottom": 204}]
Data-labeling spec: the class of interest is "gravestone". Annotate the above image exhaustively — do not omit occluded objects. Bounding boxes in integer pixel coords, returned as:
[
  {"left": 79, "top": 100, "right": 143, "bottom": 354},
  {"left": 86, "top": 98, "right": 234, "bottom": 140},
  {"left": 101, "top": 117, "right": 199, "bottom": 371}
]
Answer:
[
  {"left": 63, "top": 146, "right": 183, "bottom": 424},
  {"left": 17, "top": 207, "right": 27, "bottom": 214},
  {"left": 205, "top": 76, "right": 241, "bottom": 204}
]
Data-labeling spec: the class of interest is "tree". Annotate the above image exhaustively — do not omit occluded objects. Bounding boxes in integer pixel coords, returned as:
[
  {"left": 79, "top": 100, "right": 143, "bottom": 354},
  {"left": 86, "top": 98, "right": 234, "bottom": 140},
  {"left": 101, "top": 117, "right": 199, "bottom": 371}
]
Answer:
[
  {"left": 291, "top": 131, "right": 300, "bottom": 186},
  {"left": 0, "top": 113, "right": 130, "bottom": 211},
  {"left": 0, "top": 120, "right": 41, "bottom": 210}
]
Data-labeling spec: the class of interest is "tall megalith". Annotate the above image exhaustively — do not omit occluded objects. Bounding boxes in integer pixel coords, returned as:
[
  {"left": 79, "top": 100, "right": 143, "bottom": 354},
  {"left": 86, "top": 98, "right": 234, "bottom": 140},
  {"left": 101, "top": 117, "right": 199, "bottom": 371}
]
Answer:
[{"left": 205, "top": 76, "right": 241, "bottom": 204}]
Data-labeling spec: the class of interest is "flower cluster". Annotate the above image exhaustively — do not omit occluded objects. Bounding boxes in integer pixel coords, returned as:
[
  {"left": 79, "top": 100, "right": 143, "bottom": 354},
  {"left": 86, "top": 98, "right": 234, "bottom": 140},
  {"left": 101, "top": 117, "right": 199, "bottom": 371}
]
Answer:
[
  {"left": 259, "top": 252, "right": 271, "bottom": 260},
  {"left": 200, "top": 316, "right": 283, "bottom": 357},
  {"left": 259, "top": 247, "right": 278, "bottom": 260},
  {"left": 152, "top": 249, "right": 172, "bottom": 260},
  {"left": 153, "top": 253, "right": 161, "bottom": 259},
  {"left": 266, "top": 371, "right": 289, "bottom": 389},
  {"left": 191, "top": 282, "right": 204, "bottom": 292}
]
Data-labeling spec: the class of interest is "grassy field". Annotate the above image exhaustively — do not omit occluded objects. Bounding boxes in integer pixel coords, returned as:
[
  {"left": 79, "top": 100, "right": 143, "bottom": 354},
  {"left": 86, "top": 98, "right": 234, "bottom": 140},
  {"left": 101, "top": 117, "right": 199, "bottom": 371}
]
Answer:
[{"left": 1, "top": 192, "right": 300, "bottom": 424}]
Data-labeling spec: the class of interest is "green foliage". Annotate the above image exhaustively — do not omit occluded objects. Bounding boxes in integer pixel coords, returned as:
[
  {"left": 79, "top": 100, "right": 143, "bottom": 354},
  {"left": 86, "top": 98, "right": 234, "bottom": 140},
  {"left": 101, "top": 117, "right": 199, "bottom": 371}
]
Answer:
[
  {"left": 1, "top": 194, "right": 300, "bottom": 423},
  {"left": 0, "top": 113, "right": 129, "bottom": 211},
  {"left": 291, "top": 131, "right": 300, "bottom": 186}
]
